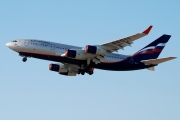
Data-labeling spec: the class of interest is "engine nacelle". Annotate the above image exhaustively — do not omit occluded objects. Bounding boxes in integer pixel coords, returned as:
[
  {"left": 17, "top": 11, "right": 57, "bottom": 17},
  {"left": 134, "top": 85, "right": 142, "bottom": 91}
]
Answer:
[
  {"left": 62, "top": 49, "right": 86, "bottom": 60},
  {"left": 49, "top": 64, "right": 77, "bottom": 76},
  {"left": 49, "top": 64, "right": 68, "bottom": 73},
  {"left": 85, "top": 45, "right": 106, "bottom": 55}
]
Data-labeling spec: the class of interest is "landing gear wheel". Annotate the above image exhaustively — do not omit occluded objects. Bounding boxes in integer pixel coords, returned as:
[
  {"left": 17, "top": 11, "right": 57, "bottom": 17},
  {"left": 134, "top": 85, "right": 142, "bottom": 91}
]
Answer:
[
  {"left": 81, "top": 71, "right": 85, "bottom": 75},
  {"left": 77, "top": 70, "right": 80, "bottom": 74},
  {"left": 89, "top": 71, "right": 94, "bottom": 75},
  {"left": 22, "top": 57, "right": 27, "bottom": 62}
]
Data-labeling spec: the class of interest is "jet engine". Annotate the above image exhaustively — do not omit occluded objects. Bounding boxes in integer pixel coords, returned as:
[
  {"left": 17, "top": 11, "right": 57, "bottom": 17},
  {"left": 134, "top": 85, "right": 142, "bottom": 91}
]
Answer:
[
  {"left": 49, "top": 64, "right": 77, "bottom": 76},
  {"left": 85, "top": 45, "right": 106, "bottom": 55},
  {"left": 61, "top": 49, "right": 86, "bottom": 60},
  {"left": 49, "top": 64, "right": 68, "bottom": 73}
]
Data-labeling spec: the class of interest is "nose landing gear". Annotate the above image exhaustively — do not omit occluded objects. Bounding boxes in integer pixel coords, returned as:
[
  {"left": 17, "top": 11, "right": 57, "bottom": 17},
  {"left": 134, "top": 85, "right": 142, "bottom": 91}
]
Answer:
[{"left": 22, "top": 57, "right": 27, "bottom": 62}]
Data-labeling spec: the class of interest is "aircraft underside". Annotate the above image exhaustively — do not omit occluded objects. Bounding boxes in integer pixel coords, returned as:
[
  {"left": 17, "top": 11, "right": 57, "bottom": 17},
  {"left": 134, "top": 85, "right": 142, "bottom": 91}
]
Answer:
[{"left": 19, "top": 52, "right": 153, "bottom": 71}]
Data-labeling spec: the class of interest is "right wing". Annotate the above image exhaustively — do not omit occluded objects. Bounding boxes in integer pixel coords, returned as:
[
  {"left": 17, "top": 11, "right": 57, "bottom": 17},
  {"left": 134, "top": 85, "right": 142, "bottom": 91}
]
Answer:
[
  {"left": 101, "top": 25, "right": 153, "bottom": 53},
  {"left": 89, "top": 26, "right": 153, "bottom": 64}
]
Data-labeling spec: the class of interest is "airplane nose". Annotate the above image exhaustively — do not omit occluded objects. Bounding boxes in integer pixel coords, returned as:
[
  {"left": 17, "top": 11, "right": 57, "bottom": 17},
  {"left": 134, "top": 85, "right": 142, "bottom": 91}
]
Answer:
[
  {"left": 6, "top": 42, "right": 11, "bottom": 47},
  {"left": 6, "top": 42, "right": 13, "bottom": 49}
]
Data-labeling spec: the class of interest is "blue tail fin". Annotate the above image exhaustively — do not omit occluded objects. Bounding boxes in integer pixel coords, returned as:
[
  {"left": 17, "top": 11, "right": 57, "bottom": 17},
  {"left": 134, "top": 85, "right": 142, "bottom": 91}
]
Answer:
[{"left": 132, "top": 34, "right": 171, "bottom": 61}]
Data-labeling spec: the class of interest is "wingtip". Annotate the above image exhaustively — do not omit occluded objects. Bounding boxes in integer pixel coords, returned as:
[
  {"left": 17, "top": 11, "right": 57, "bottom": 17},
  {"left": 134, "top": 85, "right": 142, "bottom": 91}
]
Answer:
[{"left": 142, "top": 25, "right": 153, "bottom": 34}]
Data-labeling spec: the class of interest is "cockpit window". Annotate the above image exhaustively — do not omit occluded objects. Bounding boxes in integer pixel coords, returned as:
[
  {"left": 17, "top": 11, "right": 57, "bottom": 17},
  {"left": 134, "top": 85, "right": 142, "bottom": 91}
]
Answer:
[{"left": 12, "top": 40, "right": 17, "bottom": 42}]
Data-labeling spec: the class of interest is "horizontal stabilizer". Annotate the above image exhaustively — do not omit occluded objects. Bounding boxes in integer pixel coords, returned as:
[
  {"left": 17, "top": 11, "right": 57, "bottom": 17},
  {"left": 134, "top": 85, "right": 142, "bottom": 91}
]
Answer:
[{"left": 141, "top": 57, "right": 176, "bottom": 65}]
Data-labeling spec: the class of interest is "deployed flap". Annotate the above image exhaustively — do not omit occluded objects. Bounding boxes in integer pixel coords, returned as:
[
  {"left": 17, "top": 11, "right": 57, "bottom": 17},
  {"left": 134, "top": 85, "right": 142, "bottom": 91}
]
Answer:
[
  {"left": 141, "top": 57, "right": 176, "bottom": 65},
  {"left": 101, "top": 26, "right": 153, "bottom": 53}
]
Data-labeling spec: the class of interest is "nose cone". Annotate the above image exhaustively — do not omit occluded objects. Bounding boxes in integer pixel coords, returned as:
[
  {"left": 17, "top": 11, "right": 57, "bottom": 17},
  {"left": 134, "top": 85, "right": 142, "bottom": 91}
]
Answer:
[
  {"left": 6, "top": 43, "right": 10, "bottom": 47},
  {"left": 6, "top": 42, "right": 11, "bottom": 48},
  {"left": 6, "top": 42, "right": 14, "bottom": 50}
]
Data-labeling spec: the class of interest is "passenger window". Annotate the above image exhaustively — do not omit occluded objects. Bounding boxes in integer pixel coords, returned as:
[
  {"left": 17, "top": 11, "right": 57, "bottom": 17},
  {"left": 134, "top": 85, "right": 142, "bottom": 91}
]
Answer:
[{"left": 50, "top": 44, "right": 55, "bottom": 50}]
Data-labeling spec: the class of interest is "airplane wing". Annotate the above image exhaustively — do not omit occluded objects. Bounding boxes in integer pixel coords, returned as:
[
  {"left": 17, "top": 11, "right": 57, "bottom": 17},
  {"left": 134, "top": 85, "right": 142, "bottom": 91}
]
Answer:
[
  {"left": 88, "top": 26, "right": 153, "bottom": 64},
  {"left": 61, "top": 26, "right": 153, "bottom": 64},
  {"left": 101, "top": 25, "right": 153, "bottom": 53}
]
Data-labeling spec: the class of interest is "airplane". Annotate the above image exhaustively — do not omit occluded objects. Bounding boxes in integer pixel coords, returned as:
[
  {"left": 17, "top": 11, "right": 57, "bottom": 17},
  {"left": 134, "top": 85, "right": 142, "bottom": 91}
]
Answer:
[{"left": 6, "top": 25, "right": 176, "bottom": 76}]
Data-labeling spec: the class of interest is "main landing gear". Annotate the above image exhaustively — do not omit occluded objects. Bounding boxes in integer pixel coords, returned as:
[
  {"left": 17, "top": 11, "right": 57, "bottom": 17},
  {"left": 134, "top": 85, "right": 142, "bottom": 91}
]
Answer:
[
  {"left": 77, "top": 69, "right": 94, "bottom": 75},
  {"left": 88, "top": 70, "right": 94, "bottom": 75},
  {"left": 77, "top": 70, "right": 85, "bottom": 75},
  {"left": 77, "top": 64, "right": 94, "bottom": 75},
  {"left": 22, "top": 57, "right": 27, "bottom": 62}
]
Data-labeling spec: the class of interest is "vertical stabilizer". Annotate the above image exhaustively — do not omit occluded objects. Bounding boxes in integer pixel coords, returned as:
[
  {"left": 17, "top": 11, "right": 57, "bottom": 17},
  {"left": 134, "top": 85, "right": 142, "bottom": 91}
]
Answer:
[{"left": 132, "top": 34, "right": 171, "bottom": 61}]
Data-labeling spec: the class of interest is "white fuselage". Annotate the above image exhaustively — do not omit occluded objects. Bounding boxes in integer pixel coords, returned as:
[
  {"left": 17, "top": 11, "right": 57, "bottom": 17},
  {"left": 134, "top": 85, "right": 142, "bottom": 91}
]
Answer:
[{"left": 6, "top": 39, "right": 129, "bottom": 63}]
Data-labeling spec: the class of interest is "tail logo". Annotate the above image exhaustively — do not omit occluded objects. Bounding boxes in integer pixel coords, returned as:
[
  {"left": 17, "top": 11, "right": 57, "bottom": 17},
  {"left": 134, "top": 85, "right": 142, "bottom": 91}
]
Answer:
[{"left": 136, "top": 43, "right": 166, "bottom": 55}]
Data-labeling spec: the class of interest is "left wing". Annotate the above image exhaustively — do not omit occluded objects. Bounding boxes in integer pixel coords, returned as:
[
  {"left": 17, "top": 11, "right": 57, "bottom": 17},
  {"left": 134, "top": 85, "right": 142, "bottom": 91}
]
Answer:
[{"left": 101, "top": 25, "right": 153, "bottom": 53}]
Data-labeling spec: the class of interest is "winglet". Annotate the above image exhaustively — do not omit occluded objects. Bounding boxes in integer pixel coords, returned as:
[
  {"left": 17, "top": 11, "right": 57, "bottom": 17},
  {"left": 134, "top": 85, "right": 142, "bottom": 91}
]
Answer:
[{"left": 142, "top": 25, "right": 153, "bottom": 34}]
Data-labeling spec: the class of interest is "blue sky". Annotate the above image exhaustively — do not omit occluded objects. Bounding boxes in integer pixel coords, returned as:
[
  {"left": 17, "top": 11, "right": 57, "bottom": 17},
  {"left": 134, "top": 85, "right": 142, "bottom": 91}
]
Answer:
[{"left": 1, "top": 0, "right": 180, "bottom": 120}]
